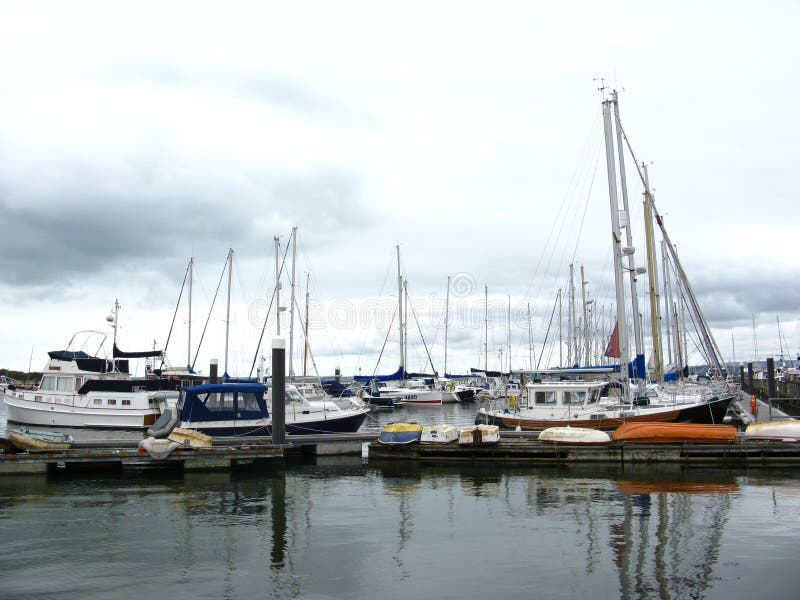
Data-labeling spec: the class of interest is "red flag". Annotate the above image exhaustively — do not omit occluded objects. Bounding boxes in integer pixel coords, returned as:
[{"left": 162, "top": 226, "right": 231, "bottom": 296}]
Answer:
[{"left": 605, "top": 321, "right": 621, "bottom": 358}]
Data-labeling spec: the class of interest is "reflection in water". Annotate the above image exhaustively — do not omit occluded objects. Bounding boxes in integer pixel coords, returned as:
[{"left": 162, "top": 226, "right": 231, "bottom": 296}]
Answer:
[
  {"left": 610, "top": 467, "right": 737, "bottom": 600},
  {"left": 2, "top": 460, "right": 800, "bottom": 599}
]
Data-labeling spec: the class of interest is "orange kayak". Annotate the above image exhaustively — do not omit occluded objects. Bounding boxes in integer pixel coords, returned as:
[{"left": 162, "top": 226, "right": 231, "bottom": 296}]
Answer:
[{"left": 611, "top": 422, "right": 738, "bottom": 444}]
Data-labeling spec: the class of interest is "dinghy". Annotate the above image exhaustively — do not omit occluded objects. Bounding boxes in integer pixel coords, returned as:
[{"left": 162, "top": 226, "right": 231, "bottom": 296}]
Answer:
[
  {"left": 458, "top": 424, "right": 500, "bottom": 445},
  {"left": 611, "top": 422, "right": 737, "bottom": 444},
  {"left": 8, "top": 427, "right": 74, "bottom": 451},
  {"left": 744, "top": 420, "right": 800, "bottom": 442},
  {"left": 538, "top": 426, "right": 610, "bottom": 445},
  {"left": 168, "top": 427, "right": 213, "bottom": 448},
  {"left": 420, "top": 424, "right": 458, "bottom": 443},
  {"left": 378, "top": 422, "right": 423, "bottom": 445},
  {"left": 138, "top": 437, "right": 181, "bottom": 459}
]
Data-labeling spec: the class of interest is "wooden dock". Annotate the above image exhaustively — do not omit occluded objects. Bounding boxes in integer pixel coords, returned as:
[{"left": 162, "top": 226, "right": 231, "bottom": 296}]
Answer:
[
  {"left": 368, "top": 436, "right": 800, "bottom": 466},
  {"left": 0, "top": 442, "right": 285, "bottom": 474},
  {"left": 0, "top": 432, "right": 382, "bottom": 475}
]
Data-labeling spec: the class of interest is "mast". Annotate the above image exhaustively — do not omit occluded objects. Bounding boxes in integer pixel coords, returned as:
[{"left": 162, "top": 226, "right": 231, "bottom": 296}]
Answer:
[
  {"left": 403, "top": 279, "right": 409, "bottom": 375},
  {"left": 752, "top": 314, "right": 759, "bottom": 362},
  {"left": 288, "top": 227, "right": 297, "bottom": 378},
  {"left": 527, "top": 302, "right": 533, "bottom": 370},
  {"left": 303, "top": 272, "right": 310, "bottom": 377},
  {"left": 507, "top": 294, "right": 511, "bottom": 372},
  {"left": 274, "top": 236, "right": 281, "bottom": 336},
  {"left": 187, "top": 257, "right": 193, "bottom": 369},
  {"left": 444, "top": 275, "right": 450, "bottom": 376},
  {"left": 642, "top": 163, "right": 663, "bottom": 382},
  {"left": 224, "top": 248, "right": 233, "bottom": 375},
  {"left": 661, "top": 240, "right": 673, "bottom": 367},
  {"left": 674, "top": 301, "right": 683, "bottom": 379},
  {"left": 111, "top": 299, "right": 120, "bottom": 370},
  {"left": 568, "top": 264, "right": 576, "bottom": 366},
  {"left": 396, "top": 245, "right": 404, "bottom": 377},
  {"left": 602, "top": 95, "right": 631, "bottom": 395},
  {"left": 581, "top": 265, "right": 591, "bottom": 366},
  {"left": 484, "top": 285, "right": 488, "bottom": 372},
  {"left": 612, "top": 91, "right": 644, "bottom": 386},
  {"left": 558, "top": 289, "right": 563, "bottom": 367}
]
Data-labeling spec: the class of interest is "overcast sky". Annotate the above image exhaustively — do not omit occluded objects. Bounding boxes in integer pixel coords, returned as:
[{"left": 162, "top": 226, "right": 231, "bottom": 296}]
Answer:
[{"left": 1, "top": 1, "right": 798, "bottom": 378}]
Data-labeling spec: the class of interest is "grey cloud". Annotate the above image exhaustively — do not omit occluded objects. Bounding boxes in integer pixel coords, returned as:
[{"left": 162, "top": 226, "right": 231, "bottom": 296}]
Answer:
[{"left": 0, "top": 163, "right": 372, "bottom": 293}]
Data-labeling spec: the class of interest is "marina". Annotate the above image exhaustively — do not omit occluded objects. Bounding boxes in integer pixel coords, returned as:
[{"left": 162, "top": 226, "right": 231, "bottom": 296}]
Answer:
[{"left": 2, "top": 5, "right": 799, "bottom": 597}]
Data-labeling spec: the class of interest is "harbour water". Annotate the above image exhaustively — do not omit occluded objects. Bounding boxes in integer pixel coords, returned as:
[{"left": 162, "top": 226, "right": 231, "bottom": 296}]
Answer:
[{"left": 2, "top": 399, "right": 800, "bottom": 599}]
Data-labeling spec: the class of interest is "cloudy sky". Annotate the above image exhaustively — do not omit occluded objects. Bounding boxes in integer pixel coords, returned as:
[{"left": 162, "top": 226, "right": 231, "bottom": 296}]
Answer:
[{"left": 1, "top": 1, "right": 798, "bottom": 378}]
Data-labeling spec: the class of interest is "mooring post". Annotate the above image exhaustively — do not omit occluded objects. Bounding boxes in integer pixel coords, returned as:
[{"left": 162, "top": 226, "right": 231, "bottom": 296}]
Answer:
[
  {"left": 766, "top": 355, "right": 776, "bottom": 422},
  {"left": 747, "top": 362, "right": 754, "bottom": 396},
  {"left": 272, "top": 338, "right": 286, "bottom": 445},
  {"left": 739, "top": 364, "right": 745, "bottom": 393},
  {"left": 209, "top": 359, "right": 218, "bottom": 384}
]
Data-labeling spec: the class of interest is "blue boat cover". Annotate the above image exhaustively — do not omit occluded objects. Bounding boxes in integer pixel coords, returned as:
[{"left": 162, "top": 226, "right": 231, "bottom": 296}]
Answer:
[
  {"left": 353, "top": 366, "right": 405, "bottom": 383},
  {"left": 179, "top": 383, "right": 269, "bottom": 422}
]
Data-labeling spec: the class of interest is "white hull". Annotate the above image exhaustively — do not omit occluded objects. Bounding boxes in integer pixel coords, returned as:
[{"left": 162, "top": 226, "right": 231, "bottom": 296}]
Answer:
[
  {"left": 2, "top": 391, "right": 159, "bottom": 429},
  {"left": 538, "top": 426, "right": 611, "bottom": 444},
  {"left": 459, "top": 424, "right": 500, "bottom": 445},
  {"left": 442, "top": 391, "right": 460, "bottom": 404},
  {"left": 744, "top": 420, "right": 800, "bottom": 442},
  {"left": 361, "top": 385, "right": 443, "bottom": 406},
  {"left": 421, "top": 424, "right": 459, "bottom": 443}
]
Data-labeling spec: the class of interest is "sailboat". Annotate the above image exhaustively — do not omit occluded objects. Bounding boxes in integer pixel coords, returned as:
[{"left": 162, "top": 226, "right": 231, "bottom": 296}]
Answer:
[
  {"left": 476, "top": 91, "right": 735, "bottom": 431},
  {"left": 355, "top": 246, "right": 444, "bottom": 406}
]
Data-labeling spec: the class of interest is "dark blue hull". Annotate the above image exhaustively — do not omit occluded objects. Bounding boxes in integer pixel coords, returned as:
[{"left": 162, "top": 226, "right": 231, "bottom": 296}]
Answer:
[{"left": 187, "top": 411, "right": 369, "bottom": 437}]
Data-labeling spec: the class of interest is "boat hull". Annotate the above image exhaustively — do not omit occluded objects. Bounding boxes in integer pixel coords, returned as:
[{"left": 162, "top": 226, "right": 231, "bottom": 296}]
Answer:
[
  {"left": 181, "top": 410, "right": 369, "bottom": 437},
  {"left": 378, "top": 422, "right": 423, "bottom": 445},
  {"left": 420, "top": 424, "right": 458, "bottom": 443},
  {"left": 3, "top": 392, "right": 160, "bottom": 429},
  {"left": 744, "top": 420, "right": 800, "bottom": 442},
  {"left": 538, "top": 426, "right": 611, "bottom": 445},
  {"left": 476, "top": 395, "right": 734, "bottom": 431},
  {"left": 459, "top": 424, "right": 500, "bottom": 445},
  {"left": 611, "top": 422, "right": 738, "bottom": 444},
  {"left": 8, "top": 428, "right": 74, "bottom": 451}
]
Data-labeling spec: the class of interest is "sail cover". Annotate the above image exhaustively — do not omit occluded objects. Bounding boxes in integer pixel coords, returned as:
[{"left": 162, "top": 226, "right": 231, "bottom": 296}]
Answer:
[
  {"left": 353, "top": 366, "right": 405, "bottom": 382},
  {"left": 113, "top": 344, "right": 164, "bottom": 359}
]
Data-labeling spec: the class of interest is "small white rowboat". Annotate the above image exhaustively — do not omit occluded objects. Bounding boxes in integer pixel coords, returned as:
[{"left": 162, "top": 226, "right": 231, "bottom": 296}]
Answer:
[{"left": 538, "top": 426, "right": 611, "bottom": 445}]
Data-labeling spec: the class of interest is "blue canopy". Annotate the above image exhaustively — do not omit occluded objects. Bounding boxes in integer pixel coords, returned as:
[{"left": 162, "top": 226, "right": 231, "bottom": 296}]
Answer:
[{"left": 180, "top": 382, "right": 269, "bottom": 422}]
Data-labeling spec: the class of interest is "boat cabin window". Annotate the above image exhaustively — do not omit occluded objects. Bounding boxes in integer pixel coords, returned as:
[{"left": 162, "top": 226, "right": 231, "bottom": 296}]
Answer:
[
  {"left": 535, "top": 391, "right": 556, "bottom": 405},
  {"left": 239, "top": 392, "right": 261, "bottom": 411},
  {"left": 193, "top": 390, "right": 263, "bottom": 413},
  {"left": 93, "top": 398, "right": 102, "bottom": 405},
  {"left": 563, "top": 391, "right": 586, "bottom": 405},
  {"left": 285, "top": 389, "right": 309, "bottom": 405},
  {"left": 40, "top": 376, "right": 57, "bottom": 391},
  {"left": 107, "top": 399, "right": 117, "bottom": 405},
  {"left": 205, "top": 392, "right": 236, "bottom": 412},
  {"left": 586, "top": 389, "right": 600, "bottom": 404},
  {"left": 57, "top": 377, "right": 74, "bottom": 392}
]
